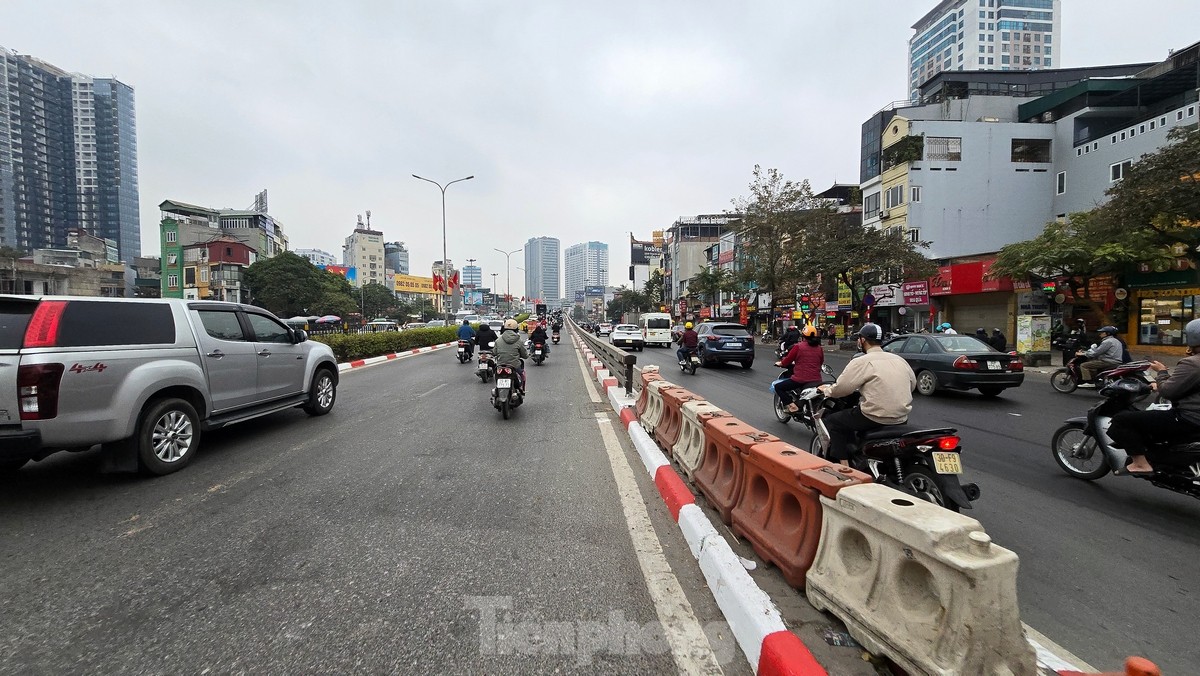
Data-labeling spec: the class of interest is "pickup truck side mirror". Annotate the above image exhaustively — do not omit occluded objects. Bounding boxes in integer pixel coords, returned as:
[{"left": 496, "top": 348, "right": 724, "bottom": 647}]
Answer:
[{"left": 293, "top": 329, "right": 308, "bottom": 344}]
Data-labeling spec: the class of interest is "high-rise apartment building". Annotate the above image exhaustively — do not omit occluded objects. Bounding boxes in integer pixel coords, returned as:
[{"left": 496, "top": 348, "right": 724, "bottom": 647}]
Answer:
[
  {"left": 343, "top": 225, "right": 385, "bottom": 288},
  {"left": 0, "top": 46, "right": 140, "bottom": 259},
  {"left": 384, "top": 241, "right": 410, "bottom": 275},
  {"left": 523, "top": 237, "right": 560, "bottom": 304},
  {"left": 564, "top": 241, "right": 609, "bottom": 305},
  {"left": 461, "top": 264, "right": 482, "bottom": 289},
  {"left": 907, "top": 0, "right": 1061, "bottom": 100}
]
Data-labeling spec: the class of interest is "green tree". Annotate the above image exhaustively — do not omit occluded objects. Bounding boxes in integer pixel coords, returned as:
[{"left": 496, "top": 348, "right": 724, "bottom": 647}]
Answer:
[
  {"left": 729, "top": 166, "right": 818, "bottom": 328},
  {"left": 687, "top": 266, "right": 735, "bottom": 308},
  {"left": 642, "top": 268, "right": 665, "bottom": 308},
  {"left": 360, "top": 282, "right": 397, "bottom": 319},
  {"left": 607, "top": 286, "right": 652, "bottom": 319},
  {"left": 244, "top": 251, "right": 326, "bottom": 317},
  {"left": 791, "top": 211, "right": 936, "bottom": 311},
  {"left": 313, "top": 268, "right": 358, "bottom": 317}
]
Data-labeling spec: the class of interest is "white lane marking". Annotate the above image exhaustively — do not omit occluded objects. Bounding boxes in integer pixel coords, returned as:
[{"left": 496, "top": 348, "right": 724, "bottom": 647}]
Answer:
[
  {"left": 574, "top": 337, "right": 721, "bottom": 674},
  {"left": 416, "top": 383, "right": 447, "bottom": 398},
  {"left": 594, "top": 411, "right": 722, "bottom": 675}
]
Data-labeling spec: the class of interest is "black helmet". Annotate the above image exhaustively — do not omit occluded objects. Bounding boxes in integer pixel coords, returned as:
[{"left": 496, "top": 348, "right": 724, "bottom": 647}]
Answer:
[{"left": 462, "top": 319, "right": 470, "bottom": 325}]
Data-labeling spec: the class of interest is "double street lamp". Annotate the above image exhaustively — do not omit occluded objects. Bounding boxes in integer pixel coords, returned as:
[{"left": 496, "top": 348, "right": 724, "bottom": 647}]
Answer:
[
  {"left": 412, "top": 173, "right": 474, "bottom": 320},
  {"left": 494, "top": 247, "right": 521, "bottom": 315}
]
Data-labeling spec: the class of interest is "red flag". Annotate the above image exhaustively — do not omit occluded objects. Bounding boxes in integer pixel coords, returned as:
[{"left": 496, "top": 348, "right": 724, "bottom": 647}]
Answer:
[
  {"left": 449, "top": 271, "right": 459, "bottom": 289},
  {"left": 433, "top": 273, "right": 443, "bottom": 292}
]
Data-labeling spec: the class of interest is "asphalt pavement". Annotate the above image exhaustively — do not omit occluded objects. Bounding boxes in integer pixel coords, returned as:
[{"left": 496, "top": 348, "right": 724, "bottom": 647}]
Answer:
[
  {"left": 0, "top": 341, "right": 887, "bottom": 675},
  {"left": 626, "top": 339, "right": 1200, "bottom": 673}
]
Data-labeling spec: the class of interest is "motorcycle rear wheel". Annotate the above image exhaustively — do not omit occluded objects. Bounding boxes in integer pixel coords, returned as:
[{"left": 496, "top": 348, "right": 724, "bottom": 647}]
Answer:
[
  {"left": 501, "top": 399, "right": 511, "bottom": 420},
  {"left": 1051, "top": 423, "right": 1110, "bottom": 480},
  {"left": 1050, "top": 369, "right": 1078, "bottom": 393},
  {"left": 900, "top": 466, "right": 960, "bottom": 512},
  {"left": 773, "top": 394, "right": 790, "bottom": 423}
]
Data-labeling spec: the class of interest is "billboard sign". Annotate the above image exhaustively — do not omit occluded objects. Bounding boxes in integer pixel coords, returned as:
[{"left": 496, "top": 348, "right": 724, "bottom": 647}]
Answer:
[
  {"left": 585, "top": 286, "right": 605, "bottom": 296},
  {"left": 631, "top": 239, "right": 664, "bottom": 265},
  {"left": 321, "top": 265, "right": 357, "bottom": 283},
  {"left": 574, "top": 290, "right": 585, "bottom": 303},
  {"left": 393, "top": 274, "right": 436, "bottom": 294}
]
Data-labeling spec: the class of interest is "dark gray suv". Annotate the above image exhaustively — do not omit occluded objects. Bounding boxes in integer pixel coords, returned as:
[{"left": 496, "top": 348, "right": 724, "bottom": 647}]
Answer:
[{"left": 1, "top": 296, "right": 339, "bottom": 475}]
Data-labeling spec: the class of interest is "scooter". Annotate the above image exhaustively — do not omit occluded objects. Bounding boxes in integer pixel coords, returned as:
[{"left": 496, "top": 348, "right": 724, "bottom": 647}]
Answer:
[
  {"left": 552, "top": 330, "right": 561, "bottom": 345},
  {"left": 771, "top": 363, "right": 836, "bottom": 428},
  {"left": 491, "top": 364, "right": 525, "bottom": 419},
  {"left": 1051, "top": 353, "right": 1150, "bottom": 394},
  {"left": 477, "top": 341, "right": 496, "bottom": 383},
  {"left": 799, "top": 389, "right": 980, "bottom": 512},
  {"left": 456, "top": 340, "right": 473, "bottom": 364},
  {"left": 532, "top": 342, "right": 546, "bottom": 365},
  {"left": 678, "top": 347, "right": 701, "bottom": 375},
  {"left": 1051, "top": 368, "right": 1200, "bottom": 499}
]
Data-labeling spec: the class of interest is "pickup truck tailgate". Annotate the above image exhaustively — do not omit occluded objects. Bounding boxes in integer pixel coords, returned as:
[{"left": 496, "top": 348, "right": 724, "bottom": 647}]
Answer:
[{"left": 0, "top": 298, "right": 36, "bottom": 424}]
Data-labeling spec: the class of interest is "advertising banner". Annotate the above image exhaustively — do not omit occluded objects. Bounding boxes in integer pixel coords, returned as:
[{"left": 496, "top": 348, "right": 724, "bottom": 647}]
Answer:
[
  {"left": 574, "top": 290, "right": 585, "bottom": 303},
  {"left": 322, "top": 265, "right": 358, "bottom": 283},
  {"left": 902, "top": 281, "right": 929, "bottom": 305},
  {"left": 930, "top": 266, "right": 952, "bottom": 296},
  {"left": 869, "top": 283, "right": 902, "bottom": 307},
  {"left": 631, "top": 239, "right": 663, "bottom": 265},
  {"left": 393, "top": 274, "right": 436, "bottom": 294},
  {"left": 717, "top": 250, "right": 735, "bottom": 265},
  {"left": 585, "top": 285, "right": 605, "bottom": 296},
  {"left": 1016, "top": 315, "right": 1052, "bottom": 354},
  {"left": 837, "top": 282, "right": 853, "bottom": 309}
]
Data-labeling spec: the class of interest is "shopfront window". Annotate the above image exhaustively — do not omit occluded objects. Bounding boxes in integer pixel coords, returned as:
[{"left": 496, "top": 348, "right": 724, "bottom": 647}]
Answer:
[{"left": 1138, "top": 294, "right": 1200, "bottom": 345}]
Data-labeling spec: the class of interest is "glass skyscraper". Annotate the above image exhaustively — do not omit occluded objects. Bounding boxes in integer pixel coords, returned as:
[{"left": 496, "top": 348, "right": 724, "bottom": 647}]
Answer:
[
  {"left": 0, "top": 47, "right": 140, "bottom": 259},
  {"left": 523, "top": 237, "right": 560, "bottom": 304}
]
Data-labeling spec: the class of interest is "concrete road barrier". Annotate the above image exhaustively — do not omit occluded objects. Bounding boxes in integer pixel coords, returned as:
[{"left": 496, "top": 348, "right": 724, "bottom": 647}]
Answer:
[
  {"left": 654, "top": 387, "right": 704, "bottom": 457},
  {"left": 638, "top": 380, "right": 673, "bottom": 434},
  {"left": 732, "top": 443, "right": 872, "bottom": 589},
  {"left": 806, "top": 483, "right": 1036, "bottom": 676},
  {"left": 673, "top": 401, "right": 727, "bottom": 479}
]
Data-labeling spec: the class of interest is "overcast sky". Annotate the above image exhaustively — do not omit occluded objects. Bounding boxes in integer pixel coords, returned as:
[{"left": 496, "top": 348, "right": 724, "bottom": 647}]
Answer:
[{"left": 5, "top": 1, "right": 1195, "bottom": 297}]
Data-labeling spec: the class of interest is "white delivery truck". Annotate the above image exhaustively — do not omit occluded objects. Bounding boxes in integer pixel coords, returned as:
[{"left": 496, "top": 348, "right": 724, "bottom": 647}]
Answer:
[{"left": 638, "top": 312, "right": 673, "bottom": 348}]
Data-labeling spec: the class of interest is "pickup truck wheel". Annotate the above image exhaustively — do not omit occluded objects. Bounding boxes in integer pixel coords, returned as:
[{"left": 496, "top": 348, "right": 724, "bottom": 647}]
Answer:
[
  {"left": 137, "top": 398, "right": 200, "bottom": 476},
  {"left": 304, "top": 368, "right": 337, "bottom": 416}
]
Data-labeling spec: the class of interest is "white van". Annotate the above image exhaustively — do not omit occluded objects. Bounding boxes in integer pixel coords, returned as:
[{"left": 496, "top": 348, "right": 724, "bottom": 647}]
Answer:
[{"left": 639, "top": 313, "right": 673, "bottom": 347}]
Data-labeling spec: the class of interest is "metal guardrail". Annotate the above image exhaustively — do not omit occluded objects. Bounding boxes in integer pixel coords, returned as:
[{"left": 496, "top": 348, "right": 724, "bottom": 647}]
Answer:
[{"left": 570, "top": 320, "right": 637, "bottom": 396}]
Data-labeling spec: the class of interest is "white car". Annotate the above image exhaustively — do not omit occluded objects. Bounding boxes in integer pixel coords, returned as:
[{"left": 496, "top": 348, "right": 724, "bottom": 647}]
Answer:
[
  {"left": 597, "top": 323, "right": 613, "bottom": 336},
  {"left": 610, "top": 324, "right": 644, "bottom": 351}
]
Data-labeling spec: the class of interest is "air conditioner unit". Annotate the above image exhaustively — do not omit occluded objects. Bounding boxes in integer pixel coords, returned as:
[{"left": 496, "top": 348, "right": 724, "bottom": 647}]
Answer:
[{"left": 880, "top": 210, "right": 891, "bottom": 219}]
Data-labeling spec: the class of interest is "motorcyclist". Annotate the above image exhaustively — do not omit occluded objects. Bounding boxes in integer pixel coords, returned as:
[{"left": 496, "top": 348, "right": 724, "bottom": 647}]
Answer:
[
  {"left": 990, "top": 328, "right": 1007, "bottom": 351},
  {"left": 529, "top": 322, "right": 550, "bottom": 356},
  {"left": 475, "top": 321, "right": 498, "bottom": 353},
  {"left": 1108, "top": 319, "right": 1200, "bottom": 475},
  {"left": 493, "top": 319, "right": 529, "bottom": 390},
  {"left": 1077, "top": 325, "right": 1122, "bottom": 383},
  {"left": 780, "top": 324, "right": 801, "bottom": 355},
  {"left": 457, "top": 319, "right": 476, "bottom": 359},
  {"left": 773, "top": 325, "right": 825, "bottom": 413},
  {"left": 1058, "top": 319, "right": 1086, "bottom": 366},
  {"left": 676, "top": 322, "right": 699, "bottom": 364},
  {"left": 939, "top": 322, "right": 957, "bottom": 335},
  {"left": 817, "top": 323, "right": 917, "bottom": 465}
]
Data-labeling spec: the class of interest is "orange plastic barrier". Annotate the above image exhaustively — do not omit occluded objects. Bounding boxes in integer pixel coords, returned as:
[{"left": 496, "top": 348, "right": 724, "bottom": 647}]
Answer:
[
  {"left": 635, "top": 371, "right": 665, "bottom": 419},
  {"left": 654, "top": 387, "right": 704, "bottom": 456},
  {"left": 1060, "top": 657, "right": 1160, "bottom": 676},
  {"left": 693, "top": 418, "right": 777, "bottom": 525},
  {"left": 732, "top": 442, "right": 872, "bottom": 589}
]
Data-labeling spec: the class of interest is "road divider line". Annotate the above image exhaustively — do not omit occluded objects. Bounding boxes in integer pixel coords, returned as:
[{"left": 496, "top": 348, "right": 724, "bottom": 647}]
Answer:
[{"left": 337, "top": 341, "right": 457, "bottom": 373}]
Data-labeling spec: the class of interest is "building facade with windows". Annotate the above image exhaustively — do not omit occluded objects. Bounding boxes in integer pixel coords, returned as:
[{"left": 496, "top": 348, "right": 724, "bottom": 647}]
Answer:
[
  {"left": 0, "top": 47, "right": 140, "bottom": 260},
  {"left": 524, "top": 236, "right": 561, "bottom": 305},
  {"left": 342, "top": 226, "right": 385, "bottom": 288},
  {"left": 384, "top": 241, "right": 410, "bottom": 275},
  {"left": 564, "top": 241, "right": 608, "bottom": 307},
  {"left": 296, "top": 248, "right": 337, "bottom": 268},
  {"left": 908, "top": 0, "right": 1062, "bottom": 101},
  {"left": 158, "top": 198, "right": 288, "bottom": 299}
]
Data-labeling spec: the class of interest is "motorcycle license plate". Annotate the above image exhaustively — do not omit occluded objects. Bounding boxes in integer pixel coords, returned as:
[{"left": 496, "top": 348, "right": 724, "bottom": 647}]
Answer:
[
  {"left": 478, "top": 362, "right": 488, "bottom": 370},
  {"left": 932, "top": 452, "right": 963, "bottom": 475},
  {"left": 535, "top": 350, "right": 542, "bottom": 355},
  {"left": 987, "top": 360, "right": 1001, "bottom": 370},
  {"left": 457, "top": 347, "right": 465, "bottom": 352},
  {"left": 496, "top": 378, "right": 512, "bottom": 389}
]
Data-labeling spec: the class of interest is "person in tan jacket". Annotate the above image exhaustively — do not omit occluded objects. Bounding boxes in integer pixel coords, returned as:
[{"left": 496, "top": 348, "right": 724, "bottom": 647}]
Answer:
[{"left": 818, "top": 323, "right": 917, "bottom": 464}]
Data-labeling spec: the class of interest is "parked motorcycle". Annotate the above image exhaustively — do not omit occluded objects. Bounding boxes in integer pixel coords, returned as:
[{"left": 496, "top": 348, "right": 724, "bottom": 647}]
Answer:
[
  {"left": 477, "top": 342, "right": 496, "bottom": 383},
  {"left": 456, "top": 339, "right": 473, "bottom": 364},
  {"left": 1051, "top": 353, "right": 1150, "bottom": 394},
  {"left": 1051, "top": 369, "right": 1200, "bottom": 498},
  {"left": 678, "top": 348, "right": 701, "bottom": 375},
  {"left": 795, "top": 389, "right": 980, "bottom": 511},
  {"left": 491, "top": 364, "right": 525, "bottom": 419},
  {"left": 532, "top": 342, "right": 546, "bottom": 365}
]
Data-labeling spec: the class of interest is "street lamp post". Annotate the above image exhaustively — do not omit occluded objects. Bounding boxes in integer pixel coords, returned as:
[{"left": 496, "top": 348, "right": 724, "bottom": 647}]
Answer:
[
  {"left": 493, "top": 247, "right": 520, "bottom": 315},
  {"left": 412, "top": 173, "right": 474, "bottom": 321},
  {"left": 490, "top": 273, "right": 499, "bottom": 310}
]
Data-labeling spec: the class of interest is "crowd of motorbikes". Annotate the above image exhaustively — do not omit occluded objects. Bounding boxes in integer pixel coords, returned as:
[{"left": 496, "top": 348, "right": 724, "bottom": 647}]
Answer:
[{"left": 461, "top": 311, "right": 564, "bottom": 420}]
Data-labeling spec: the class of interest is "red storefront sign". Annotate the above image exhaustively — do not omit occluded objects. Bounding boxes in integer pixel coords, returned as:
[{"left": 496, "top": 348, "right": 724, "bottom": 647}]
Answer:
[
  {"left": 699, "top": 307, "right": 712, "bottom": 319},
  {"left": 678, "top": 299, "right": 687, "bottom": 316},
  {"left": 902, "top": 281, "right": 929, "bottom": 305},
  {"left": 928, "top": 259, "right": 1012, "bottom": 296},
  {"left": 717, "top": 250, "right": 735, "bottom": 265}
]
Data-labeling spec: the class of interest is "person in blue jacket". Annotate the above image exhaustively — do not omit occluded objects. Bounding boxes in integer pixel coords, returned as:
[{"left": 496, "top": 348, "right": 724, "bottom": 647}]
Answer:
[{"left": 457, "top": 320, "right": 477, "bottom": 359}]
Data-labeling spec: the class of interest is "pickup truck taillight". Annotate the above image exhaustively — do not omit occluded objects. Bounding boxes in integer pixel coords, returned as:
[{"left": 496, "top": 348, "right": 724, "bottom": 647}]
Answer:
[
  {"left": 18, "top": 363, "right": 65, "bottom": 420},
  {"left": 23, "top": 300, "right": 67, "bottom": 348}
]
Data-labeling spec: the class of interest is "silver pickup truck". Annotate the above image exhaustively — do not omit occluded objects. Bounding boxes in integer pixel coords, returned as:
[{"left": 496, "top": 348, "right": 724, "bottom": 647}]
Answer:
[{"left": 0, "top": 296, "right": 339, "bottom": 475}]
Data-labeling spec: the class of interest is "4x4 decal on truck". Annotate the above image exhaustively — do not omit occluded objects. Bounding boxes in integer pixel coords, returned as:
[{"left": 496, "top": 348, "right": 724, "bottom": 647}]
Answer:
[{"left": 68, "top": 362, "right": 108, "bottom": 374}]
